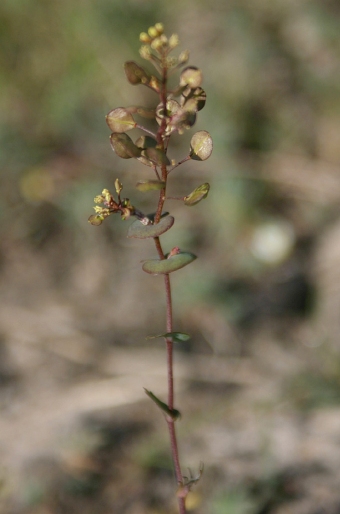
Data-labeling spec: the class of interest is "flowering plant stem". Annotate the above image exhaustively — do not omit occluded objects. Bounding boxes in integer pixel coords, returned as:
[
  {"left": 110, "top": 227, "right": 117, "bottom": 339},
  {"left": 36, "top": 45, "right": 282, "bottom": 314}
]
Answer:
[
  {"left": 164, "top": 275, "right": 186, "bottom": 514},
  {"left": 154, "top": 63, "right": 186, "bottom": 507},
  {"left": 88, "top": 23, "right": 212, "bottom": 512}
]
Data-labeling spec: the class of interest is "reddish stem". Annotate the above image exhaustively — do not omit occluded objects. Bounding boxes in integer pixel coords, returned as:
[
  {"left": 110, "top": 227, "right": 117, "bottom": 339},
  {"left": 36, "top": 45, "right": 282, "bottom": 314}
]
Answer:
[
  {"left": 164, "top": 273, "right": 186, "bottom": 514},
  {"left": 152, "top": 54, "right": 187, "bottom": 514},
  {"left": 154, "top": 240, "right": 185, "bottom": 514}
]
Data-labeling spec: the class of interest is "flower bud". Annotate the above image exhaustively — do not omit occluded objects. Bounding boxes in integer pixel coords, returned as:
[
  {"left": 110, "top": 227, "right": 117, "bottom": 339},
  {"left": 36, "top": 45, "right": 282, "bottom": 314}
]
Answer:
[
  {"left": 148, "top": 26, "right": 158, "bottom": 38},
  {"left": 139, "top": 32, "right": 151, "bottom": 43},
  {"left": 178, "top": 50, "right": 189, "bottom": 65},
  {"left": 154, "top": 23, "right": 164, "bottom": 34},
  {"left": 115, "top": 179, "right": 123, "bottom": 195},
  {"left": 151, "top": 37, "right": 164, "bottom": 51},
  {"left": 169, "top": 34, "right": 179, "bottom": 49},
  {"left": 139, "top": 45, "right": 152, "bottom": 60}
]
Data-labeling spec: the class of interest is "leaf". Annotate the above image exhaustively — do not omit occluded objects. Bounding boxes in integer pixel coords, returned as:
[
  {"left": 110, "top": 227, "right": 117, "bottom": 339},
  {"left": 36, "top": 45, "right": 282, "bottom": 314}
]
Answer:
[
  {"left": 146, "top": 332, "right": 191, "bottom": 343},
  {"left": 110, "top": 133, "right": 141, "bottom": 159},
  {"left": 136, "top": 180, "right": 166, "bottom": 192},
  {"left": 144, "top": 388, "right": 181, "bottom": 420},
  {"left": 106, "top": 108, "right": 137, "bottom": 133},
  {"left": 190, "top": 131, "right": 213, "bottom": 161},
  {"left": 142, "top": 252, "right": 197, "bottom": 275},
  {"left": 146, "top": 211, "right": 169, "bottom": 223},
  {"left": 127, "top": 215, "right": 174, "bottom": 239},
  {"left": 184, "top": 183, "right": 210, "bottom": 206}
]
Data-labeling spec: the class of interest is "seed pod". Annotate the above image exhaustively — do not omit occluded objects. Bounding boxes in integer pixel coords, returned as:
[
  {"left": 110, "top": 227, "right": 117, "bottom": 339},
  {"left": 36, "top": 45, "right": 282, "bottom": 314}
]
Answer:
[
  {"left": 190, "top": 131, "right": 213, "bottom": 161},
  {"left": 110, "top": 133, "right": 141, "bottom": 159},
  {"left": 184, "top": 183, "right": 210, "bottom": 206},
  {"left": 179, "top": 66, "right": 203, "bottom": 88},
  {"left": 106, "top": 108, "right": 136, "bottom": 133},
  {"left": 124, "top": 61, "right": 150, "bottom": 85}
]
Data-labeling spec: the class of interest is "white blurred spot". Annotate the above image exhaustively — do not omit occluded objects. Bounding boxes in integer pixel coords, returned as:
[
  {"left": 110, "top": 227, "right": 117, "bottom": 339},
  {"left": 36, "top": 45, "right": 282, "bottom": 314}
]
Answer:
[{"left": 250, "top": 220, "right": 295, "bottom": 265}]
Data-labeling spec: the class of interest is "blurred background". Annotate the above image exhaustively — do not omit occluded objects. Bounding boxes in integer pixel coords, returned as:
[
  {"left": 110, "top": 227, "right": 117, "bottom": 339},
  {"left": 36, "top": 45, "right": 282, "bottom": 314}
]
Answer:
[{"left": 1, "top": 0, "right": 340, "bottom": 512}]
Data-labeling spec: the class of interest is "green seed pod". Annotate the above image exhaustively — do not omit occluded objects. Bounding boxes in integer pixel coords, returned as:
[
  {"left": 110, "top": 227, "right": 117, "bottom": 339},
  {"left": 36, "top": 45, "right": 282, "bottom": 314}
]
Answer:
[
  {"left": 135, "top": 135, "right": 158, "bottom": 149},
  {"left": 143, "top": 147, "right": 170, "bottom": 166},
  {"left": 184, "top": 183, "right": 210, "bottom": 206},
  {"left": 179, "top": 66, "right": 203, "bottom": 88},
  {"left": 110, "top": 133, "right": 141, "bottom": 159},
  {"left": 106, "top": 108, "right": 137, "bottom": 133},
  {"left": 181, "top": 87, "right": 206, "bottom": 112},
  {"left": 88, "top": 214, "right": 104, "bottom": 226},
  {"left": 124, "top": 61, "right": 150, "bottom": 85},
  {"left": 189, "top": 131, "right": 213, "bottom": 161}
]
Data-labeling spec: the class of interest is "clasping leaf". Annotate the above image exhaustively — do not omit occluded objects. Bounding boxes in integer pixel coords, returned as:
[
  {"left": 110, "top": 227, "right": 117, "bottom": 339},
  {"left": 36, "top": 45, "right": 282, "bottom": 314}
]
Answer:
[{"left": 144, "top": 388, "right": 181, "bottom": 420}]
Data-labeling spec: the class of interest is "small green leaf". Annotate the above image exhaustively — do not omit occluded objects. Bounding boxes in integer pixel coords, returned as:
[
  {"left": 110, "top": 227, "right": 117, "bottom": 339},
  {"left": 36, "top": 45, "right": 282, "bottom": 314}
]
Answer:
[
  {"left": 106, "top": 108, "right": 137, "bottom": 133},
  {"left": 144, "top": 388, "right": 181, "bottom": 420},
  {"left": 184, "top": 183, "right": 210, "bottom": 206},
  {"left": 190, "top": 131, "right": 213, "bottom": 161},
  {"left": 144, "top": 147, "right": 170, "bottom": 166},
  {"left": 110, "top": 133, "right": 142, "bottom": 159},
  {"left": 146, "top": 332, "right": 191, "bottom": 343},
  {"left": 127, "top": 215, "right": 174, "bottom": 239},
  {"left": 136, "top": 180, "right": 166, "bottom": 192},
  {"left": 142, "top": 252, "right": 197, "bottom": 275}
]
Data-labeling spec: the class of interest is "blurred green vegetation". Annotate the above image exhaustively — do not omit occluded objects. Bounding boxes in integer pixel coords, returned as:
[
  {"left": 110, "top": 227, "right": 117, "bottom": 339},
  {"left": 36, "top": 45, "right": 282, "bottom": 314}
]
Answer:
[
  {"left": 2, "top": 0, "right": 340, "bottom": 244},
  {"left": 1, "top": 0, "right": 339, "bottom": 267}
]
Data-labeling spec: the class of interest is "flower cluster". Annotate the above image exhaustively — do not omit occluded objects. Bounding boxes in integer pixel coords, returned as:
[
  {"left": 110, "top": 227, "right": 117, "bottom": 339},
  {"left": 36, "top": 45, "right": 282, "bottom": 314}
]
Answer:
[
  {"left": 88, "top": 179, "right": 150, "bottom": 226},
  {"left": 138, "top": 23, "right": 187, "bottom": 71}
]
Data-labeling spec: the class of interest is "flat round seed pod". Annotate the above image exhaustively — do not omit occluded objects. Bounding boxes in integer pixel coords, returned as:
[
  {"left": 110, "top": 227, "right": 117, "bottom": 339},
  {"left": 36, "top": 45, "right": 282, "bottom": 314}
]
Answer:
[
  {"left": 106, "top": 108, "right": 136, "bottom": 133},
  {"left": 190, "top": 130, "right": 213, "bottom": 161},
  {"left": 184, "top": 183, "right": 210, "bottom": 206}
]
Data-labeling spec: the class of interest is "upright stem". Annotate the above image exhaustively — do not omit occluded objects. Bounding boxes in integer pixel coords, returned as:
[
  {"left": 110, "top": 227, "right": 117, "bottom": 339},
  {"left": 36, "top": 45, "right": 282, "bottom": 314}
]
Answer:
[
  {"left": 153, "top": 236, "right": 186, "bottom": 514},
  {"left": 164, "top": 273, "right": 186, "bottom": 514},
  {"left": 152, "top": 51, "right": 187, "bottom": 514},
  {"left": 165, "top": 274, "right": 174, "bottom": 409}
]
